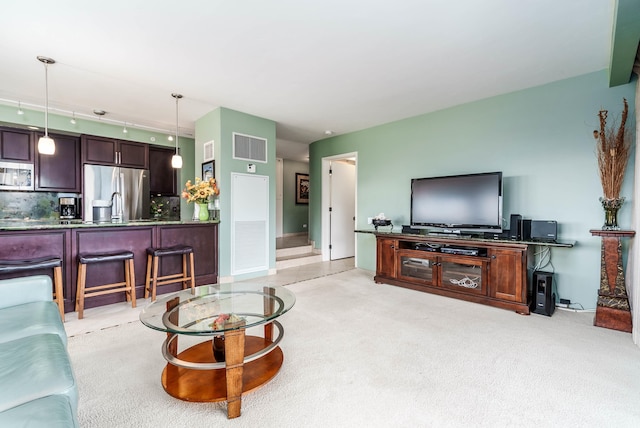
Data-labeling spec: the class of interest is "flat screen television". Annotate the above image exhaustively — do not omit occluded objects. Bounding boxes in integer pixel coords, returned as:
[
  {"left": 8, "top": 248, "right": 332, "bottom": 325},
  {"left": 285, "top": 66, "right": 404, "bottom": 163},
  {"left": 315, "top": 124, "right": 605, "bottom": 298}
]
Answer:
[{"left": 410, "top": 171, "right": 503, "bottom": 235}]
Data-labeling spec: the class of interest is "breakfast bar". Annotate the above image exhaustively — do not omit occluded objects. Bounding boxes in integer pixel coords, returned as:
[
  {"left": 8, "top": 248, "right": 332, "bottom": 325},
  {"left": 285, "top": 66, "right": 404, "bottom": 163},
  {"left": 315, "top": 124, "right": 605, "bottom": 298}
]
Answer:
[{"left": 0, "top": 220, "right": 219, "bottom": 314}]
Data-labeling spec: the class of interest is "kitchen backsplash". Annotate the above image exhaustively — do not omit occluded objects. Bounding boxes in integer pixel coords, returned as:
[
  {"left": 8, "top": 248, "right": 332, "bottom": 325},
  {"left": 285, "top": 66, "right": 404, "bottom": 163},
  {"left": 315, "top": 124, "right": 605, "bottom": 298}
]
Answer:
[
  {"left": 1, "top": 192, "right": 181, "bottom": 221},
  {"left": 0, "top": 191, "right": 79, "bottom": 220},
  {"left": 150, "top": 195, "right": 180, "bottom": 220}
]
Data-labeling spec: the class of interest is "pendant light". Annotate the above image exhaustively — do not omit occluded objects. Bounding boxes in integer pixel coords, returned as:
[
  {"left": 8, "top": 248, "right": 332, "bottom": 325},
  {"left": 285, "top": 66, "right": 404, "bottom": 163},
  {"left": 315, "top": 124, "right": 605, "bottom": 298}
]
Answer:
[
  {"left": 37, "top": 56, "right": 56, "bottom": 155},
  {"left": 171, "top": 93, "right": 183, "bottom": 169}
]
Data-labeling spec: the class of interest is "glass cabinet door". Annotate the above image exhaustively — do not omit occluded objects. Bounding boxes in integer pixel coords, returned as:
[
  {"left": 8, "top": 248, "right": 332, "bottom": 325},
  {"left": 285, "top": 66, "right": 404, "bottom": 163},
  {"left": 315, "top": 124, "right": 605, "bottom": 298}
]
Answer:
[
  {"left": 397, "top": 251, "right": 437, "bottom": 286},
  {"left": 440, "top": 258, "right": 488, "bottom": 295}
]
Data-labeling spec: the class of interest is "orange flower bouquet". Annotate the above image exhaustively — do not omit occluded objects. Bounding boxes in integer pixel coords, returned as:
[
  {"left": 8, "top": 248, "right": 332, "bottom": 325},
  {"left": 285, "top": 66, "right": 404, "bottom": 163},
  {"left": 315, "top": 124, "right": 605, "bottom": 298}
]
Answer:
[{"left": 181, "top": 177, "right": 220, "bottom": 204}]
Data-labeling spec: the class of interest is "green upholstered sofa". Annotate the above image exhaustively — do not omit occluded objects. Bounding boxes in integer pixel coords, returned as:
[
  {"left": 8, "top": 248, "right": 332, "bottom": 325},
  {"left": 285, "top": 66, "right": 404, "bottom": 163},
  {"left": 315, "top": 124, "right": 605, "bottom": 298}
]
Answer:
[{"left": 0, "top": 275, "right": 79, "bottom": 427}]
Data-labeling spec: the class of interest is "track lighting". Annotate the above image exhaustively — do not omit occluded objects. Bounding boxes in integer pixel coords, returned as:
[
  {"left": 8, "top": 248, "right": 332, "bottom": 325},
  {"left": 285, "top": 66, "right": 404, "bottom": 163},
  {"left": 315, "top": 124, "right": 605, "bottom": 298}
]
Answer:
[{"left": 37, "top": 56, "right": 55, "bottom": 155}]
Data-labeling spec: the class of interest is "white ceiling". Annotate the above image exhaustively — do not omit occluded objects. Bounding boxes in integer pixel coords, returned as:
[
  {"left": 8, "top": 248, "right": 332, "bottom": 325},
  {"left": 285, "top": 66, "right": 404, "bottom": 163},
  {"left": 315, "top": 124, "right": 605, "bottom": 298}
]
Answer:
[{"left": 0, "top": 1, "right": 613, "bottom": 161}]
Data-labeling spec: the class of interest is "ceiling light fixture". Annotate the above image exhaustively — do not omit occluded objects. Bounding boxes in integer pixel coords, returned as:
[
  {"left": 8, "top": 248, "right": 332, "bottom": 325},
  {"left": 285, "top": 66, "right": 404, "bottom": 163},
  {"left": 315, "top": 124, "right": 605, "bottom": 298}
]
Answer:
[
  {"left": 324, "top": 130, "right": 334, "bottom": 136},
  {"left": 167, "top": 135, "right": 174, "bottom": 142},
  {"left": 17, "top": 101, "right": 24, "bottom": 115},
  {"left": 37, "top": 56, "right": 56, "bottom": 155},
  {"left": 70, "top": 112, "right": 76, "bottom": 125},
  {"left": 171, "top": 93, "right": 183, "bottom": 169}
]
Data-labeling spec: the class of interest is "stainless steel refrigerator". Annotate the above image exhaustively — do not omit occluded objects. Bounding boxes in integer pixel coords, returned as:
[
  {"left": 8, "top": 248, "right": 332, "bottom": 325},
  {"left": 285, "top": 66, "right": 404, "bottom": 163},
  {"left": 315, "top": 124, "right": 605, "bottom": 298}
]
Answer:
[{"left": 83, "top": 164, "right": 150, "bottom": 223}]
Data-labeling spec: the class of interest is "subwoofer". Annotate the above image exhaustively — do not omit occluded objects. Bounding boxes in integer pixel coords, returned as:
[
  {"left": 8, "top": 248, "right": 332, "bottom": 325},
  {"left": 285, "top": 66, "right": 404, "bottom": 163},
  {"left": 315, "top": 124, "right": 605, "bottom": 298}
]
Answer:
[{"left": 531, "top": 271, "right": 555, "bottom": 316}]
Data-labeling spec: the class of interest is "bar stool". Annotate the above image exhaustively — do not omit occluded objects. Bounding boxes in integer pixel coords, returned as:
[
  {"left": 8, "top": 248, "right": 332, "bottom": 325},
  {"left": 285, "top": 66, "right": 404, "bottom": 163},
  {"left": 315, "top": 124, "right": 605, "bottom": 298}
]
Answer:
[
  {"left": 75, "top": 251, "right": 136, "bottom": 319},
  {"left": 144, "top": 245, "right": 195, "bottom": 302},
  {"left": 0, "top": 257, "right": 65, "bottom": 321}
]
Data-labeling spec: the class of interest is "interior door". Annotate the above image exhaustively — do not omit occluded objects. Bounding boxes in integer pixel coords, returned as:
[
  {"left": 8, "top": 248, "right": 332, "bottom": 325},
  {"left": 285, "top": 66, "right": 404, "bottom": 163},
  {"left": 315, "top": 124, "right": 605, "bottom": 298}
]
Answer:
[{"left": 329, "top": 160, "right": 356, "bottom": 260}]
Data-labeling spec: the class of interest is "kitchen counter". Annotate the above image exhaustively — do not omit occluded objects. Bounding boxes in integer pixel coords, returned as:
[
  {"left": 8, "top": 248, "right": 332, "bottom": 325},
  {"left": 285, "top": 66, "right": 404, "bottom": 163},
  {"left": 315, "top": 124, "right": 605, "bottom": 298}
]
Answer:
[
  {"left": 0, "top": 219, "right": 219, "bottom": 231},
  {"left": 0, "top": 221, "right": 219, "bottom": 313}
]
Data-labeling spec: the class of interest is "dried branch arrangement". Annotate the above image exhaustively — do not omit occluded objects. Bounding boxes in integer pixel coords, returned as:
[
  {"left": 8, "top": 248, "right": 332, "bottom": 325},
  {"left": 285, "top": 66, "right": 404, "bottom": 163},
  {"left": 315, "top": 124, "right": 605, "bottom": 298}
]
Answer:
[{"left": 593, "top": 98, "right": 631, "bottom": 200}]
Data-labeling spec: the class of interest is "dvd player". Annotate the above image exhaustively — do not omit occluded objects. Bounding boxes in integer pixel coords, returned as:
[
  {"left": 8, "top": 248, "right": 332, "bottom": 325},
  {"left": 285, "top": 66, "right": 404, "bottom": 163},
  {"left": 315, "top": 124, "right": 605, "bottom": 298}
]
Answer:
[
  {"left": 440, "top": 246, "right": 482, "bottom": 256},
  {"left": 414, "top": 243, "right": 440, "bottom": 252}
]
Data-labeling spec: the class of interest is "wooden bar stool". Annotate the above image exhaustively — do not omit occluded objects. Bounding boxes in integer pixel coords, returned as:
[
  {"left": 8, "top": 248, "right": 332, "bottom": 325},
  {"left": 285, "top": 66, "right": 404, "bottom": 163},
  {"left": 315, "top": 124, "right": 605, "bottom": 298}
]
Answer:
[
  {"left": 75, "top": 251, "right": 136, "bottom": 319},
  {"left": 144, "top": 245, "right": 195, "bottom": 302},
  {"left": 0, "top": 257, "right": 65, "bottom": 321}
]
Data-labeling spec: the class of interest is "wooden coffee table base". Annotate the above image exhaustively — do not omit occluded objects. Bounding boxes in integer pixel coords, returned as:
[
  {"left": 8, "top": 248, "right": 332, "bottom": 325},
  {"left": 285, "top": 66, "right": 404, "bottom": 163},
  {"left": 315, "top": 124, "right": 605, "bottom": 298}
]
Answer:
[{"left": 161, "top": 336, "right": 283, "bottom": 417}]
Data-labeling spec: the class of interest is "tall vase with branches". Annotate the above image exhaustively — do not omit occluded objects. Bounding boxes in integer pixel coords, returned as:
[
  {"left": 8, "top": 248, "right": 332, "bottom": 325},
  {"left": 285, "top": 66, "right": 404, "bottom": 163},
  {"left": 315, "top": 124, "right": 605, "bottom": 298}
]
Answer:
[{"left": 594, "top": 98, "right": 632, "bottom": 230}]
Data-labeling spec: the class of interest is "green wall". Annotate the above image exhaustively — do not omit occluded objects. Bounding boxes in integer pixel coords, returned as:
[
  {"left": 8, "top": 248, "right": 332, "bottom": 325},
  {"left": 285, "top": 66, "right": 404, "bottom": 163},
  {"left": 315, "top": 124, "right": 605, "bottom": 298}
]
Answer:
[
  {"left": 309, "top": 70, "right": 637, "bottom": 310},
  {"left": 195, "top": 107, "right": 277, "bottom": 280},
  {"left": 283, "top": 159, "right": 309, "bottom": 234}
]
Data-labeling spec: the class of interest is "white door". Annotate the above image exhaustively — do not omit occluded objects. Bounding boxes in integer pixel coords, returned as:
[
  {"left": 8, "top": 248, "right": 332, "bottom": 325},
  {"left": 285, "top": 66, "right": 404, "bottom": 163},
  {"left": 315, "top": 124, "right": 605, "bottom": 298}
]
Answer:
[{"left": 329, "top": 160, "right": 356, "bottom": 260}]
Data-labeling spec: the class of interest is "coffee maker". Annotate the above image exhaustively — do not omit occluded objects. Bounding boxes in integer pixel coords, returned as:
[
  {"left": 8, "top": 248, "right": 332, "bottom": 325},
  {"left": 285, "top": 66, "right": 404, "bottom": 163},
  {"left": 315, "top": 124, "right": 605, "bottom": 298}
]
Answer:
[{"left": 59, "top": 197, "right": 80, "bottom": 219}]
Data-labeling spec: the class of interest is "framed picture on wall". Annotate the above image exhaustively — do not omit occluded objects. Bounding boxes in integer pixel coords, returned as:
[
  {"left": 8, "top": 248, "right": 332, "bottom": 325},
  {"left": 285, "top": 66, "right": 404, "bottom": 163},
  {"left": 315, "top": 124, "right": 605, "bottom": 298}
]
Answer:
[
  {"left": 202, "top": 161, "right": 214, "bottom": 181},
  {"left": 296, "top": 173, "right": 309, "bottom": 204}
]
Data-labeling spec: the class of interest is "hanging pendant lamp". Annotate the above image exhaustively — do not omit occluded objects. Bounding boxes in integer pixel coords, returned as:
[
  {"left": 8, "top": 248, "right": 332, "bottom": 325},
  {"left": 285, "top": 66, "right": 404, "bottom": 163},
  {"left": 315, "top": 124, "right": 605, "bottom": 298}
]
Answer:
[
  {"left": 171, "top": 93, "right": 183, "bottom": 169},
  {"left": 37, "top": 56, "right": 56, "bottom": 155}
]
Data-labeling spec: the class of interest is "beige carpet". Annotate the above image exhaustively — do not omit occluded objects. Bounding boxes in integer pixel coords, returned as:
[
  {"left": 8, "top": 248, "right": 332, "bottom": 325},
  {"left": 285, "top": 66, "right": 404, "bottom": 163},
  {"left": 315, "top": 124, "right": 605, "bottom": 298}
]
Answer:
[{"left": 67, "top": 269, "right": 640, "bottom": 427}]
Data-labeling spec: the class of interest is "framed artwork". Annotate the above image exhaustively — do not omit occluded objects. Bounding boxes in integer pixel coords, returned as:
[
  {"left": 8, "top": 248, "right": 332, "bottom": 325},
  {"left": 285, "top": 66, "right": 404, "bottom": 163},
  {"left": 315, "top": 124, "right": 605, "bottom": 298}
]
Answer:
[
  {"left": 296, "top": 173, "right": 309, "bottom": 204},
  {"left": 202, "top": 161, "right": 214, "bottom": 181}
]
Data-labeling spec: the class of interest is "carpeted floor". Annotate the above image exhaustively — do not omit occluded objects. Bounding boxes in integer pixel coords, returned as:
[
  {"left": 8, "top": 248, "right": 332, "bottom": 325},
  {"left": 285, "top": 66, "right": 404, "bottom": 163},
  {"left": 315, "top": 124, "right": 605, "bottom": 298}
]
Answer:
[{"left": 67, "top": 269, "right": 640, "bottom": 427}]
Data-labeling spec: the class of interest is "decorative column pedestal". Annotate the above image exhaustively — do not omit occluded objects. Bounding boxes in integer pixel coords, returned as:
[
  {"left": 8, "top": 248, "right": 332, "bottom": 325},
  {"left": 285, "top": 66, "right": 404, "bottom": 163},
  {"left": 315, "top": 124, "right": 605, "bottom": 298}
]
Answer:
[{"left": 589, "top": 229, "right": 635, "bottom": 333}]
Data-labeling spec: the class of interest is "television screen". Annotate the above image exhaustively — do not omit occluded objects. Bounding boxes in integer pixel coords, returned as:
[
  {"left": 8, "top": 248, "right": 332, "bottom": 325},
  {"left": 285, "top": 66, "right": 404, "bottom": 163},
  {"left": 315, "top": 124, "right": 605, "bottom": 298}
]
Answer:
[{"left": 410, "top": 172, "right": 503, "bottom": 233}]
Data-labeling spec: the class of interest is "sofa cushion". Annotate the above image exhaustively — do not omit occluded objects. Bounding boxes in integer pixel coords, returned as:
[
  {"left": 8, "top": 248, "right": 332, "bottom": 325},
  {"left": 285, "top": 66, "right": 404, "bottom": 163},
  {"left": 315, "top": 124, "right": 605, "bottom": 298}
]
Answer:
[
  {"left": 0, "top": 301, "right": 67, "bottom": 346},
  {"left": 0, "top": 394, "right": 78, "bottom": 428},
  {"left": 0, "top": 334, "right": 78, "bottom": 417},
  {"left": 0, "top": 276, "right": 53, "bottom": 309}
]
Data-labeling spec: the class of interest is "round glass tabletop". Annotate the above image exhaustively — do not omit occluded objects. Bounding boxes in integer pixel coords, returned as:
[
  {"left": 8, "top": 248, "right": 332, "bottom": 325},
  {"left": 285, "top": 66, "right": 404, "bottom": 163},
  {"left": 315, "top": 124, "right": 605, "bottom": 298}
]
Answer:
[{"left": 139, "top": 283, "right": 296, "bottom": 335}]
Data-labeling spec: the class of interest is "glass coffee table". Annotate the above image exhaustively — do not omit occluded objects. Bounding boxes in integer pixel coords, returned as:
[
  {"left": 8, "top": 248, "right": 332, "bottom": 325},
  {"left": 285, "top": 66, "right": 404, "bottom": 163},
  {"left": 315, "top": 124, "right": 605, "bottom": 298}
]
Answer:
[{"left": 139, "top": 283, "right": 295, "bottom": 419}]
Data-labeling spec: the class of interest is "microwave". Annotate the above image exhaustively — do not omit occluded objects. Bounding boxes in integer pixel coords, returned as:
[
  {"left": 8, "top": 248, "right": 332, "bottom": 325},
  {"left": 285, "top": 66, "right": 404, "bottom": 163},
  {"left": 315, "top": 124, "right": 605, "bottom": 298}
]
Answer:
[{"left": 0, "top": 161, "right": 34, "bottom": 190}]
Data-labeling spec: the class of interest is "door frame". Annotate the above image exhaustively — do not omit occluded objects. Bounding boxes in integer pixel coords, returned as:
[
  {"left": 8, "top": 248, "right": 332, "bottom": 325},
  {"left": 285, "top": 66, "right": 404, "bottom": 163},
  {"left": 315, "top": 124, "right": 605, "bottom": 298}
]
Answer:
[{"left": 321, "top": 152, "right": 358, "bottom": 261}]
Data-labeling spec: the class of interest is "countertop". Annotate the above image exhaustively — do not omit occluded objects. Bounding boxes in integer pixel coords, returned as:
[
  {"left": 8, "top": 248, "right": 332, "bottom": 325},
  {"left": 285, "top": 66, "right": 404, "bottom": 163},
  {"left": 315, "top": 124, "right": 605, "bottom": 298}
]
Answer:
[{"left": 0, "top": 219, "right": 220, "bottom": 231}]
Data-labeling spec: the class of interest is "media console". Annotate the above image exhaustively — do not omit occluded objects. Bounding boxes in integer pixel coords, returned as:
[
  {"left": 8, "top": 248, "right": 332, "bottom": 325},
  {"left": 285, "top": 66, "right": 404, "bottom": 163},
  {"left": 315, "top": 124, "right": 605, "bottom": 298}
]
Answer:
[{"left": 363, "top": 231, "right": 574, "bottom": 314}]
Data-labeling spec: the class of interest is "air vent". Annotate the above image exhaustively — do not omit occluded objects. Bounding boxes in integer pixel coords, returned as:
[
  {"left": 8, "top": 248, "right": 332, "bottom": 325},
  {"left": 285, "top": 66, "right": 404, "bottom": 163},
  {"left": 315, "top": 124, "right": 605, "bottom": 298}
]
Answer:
[
  {"left": 203, "top": 141, "right": 214, "bottom": 161},
  {"left": 233, "top": 132, "right": 267, "bottom": 163}
]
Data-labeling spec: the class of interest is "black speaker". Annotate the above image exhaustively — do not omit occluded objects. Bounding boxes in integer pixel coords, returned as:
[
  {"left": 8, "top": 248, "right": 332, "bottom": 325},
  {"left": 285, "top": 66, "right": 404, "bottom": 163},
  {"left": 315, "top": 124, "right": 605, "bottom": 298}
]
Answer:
[
  {"left": 531, "top": 220, "right": 557, "bottom": 242},
  {"left": 509, "top": 214, "right": 522, "bottom": 240},
  {"left": 531, "top": 271, "right": 555, "bottom": 316},
  {"left": 520, "top": 219, "right": 532, "bottom": 241}
]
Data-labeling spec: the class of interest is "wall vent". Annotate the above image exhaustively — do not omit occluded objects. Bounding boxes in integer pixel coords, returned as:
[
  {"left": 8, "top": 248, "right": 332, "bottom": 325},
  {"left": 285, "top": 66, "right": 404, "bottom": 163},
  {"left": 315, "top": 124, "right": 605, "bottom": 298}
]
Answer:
[
  {"left": 203, "top": 140, "right": 214, "bottom": 161},
  {"left": 233, "top": 132, "right": 267, "bottom": 163}
]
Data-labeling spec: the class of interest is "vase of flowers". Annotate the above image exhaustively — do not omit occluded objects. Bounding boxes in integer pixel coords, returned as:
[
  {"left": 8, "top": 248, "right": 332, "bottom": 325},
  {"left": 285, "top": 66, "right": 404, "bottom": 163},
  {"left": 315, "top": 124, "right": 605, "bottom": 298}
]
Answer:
[
  {"left": 182, "top": 177, "right": 220, "bottom": 221},
  {"left": 593, "top": 98, "right": 631, "bottom": 230}
]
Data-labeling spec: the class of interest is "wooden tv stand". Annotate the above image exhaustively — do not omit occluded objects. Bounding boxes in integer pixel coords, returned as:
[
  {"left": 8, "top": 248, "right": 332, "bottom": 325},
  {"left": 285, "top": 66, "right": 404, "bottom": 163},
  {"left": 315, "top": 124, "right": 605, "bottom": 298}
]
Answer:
[{"left": 370, "top": 232, "right": 573, "bottom": 314}]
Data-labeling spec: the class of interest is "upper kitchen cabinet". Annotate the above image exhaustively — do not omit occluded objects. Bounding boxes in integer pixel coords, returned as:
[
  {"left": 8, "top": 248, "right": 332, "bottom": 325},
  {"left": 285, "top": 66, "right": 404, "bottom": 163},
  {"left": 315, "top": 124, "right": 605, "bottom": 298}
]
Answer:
[
  {"left": 149, "top": 145, "right": 177, "bottom": 195},
  {"left": 82, "top": 135, "right": 148, "bottom": 169},
  {"left": 0, "top": 127, "right": 33, "bottom": 162},
  {"left": 34, "top": 132, "right": 81, "bottom": 192}
]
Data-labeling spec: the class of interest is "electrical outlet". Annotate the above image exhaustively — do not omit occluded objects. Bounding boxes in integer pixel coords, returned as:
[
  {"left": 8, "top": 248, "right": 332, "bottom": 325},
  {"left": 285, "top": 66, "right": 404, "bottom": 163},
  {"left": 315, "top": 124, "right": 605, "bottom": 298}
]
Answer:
[
  {"left": 302, "top": 224, "right": 307, "bottom": 228},
  {"left": 367, "top": 217, "right": 373, "bottom": 225}
]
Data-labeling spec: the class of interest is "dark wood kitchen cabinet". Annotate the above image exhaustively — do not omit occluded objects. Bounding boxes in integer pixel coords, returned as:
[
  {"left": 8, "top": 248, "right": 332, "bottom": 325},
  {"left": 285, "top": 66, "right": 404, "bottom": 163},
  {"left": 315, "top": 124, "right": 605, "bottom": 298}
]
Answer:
[
  {"left": 82, "top": 135, "right": 148, "bottom": 169},
  {"left": 149, "top": 145, "right": 178, "bottom": 195},
  {"left": 35, "top": 132, "right": 81, "bottom": 192},
  {"left": 0, "top": 127, "right": 33, "bottom": 162}
]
